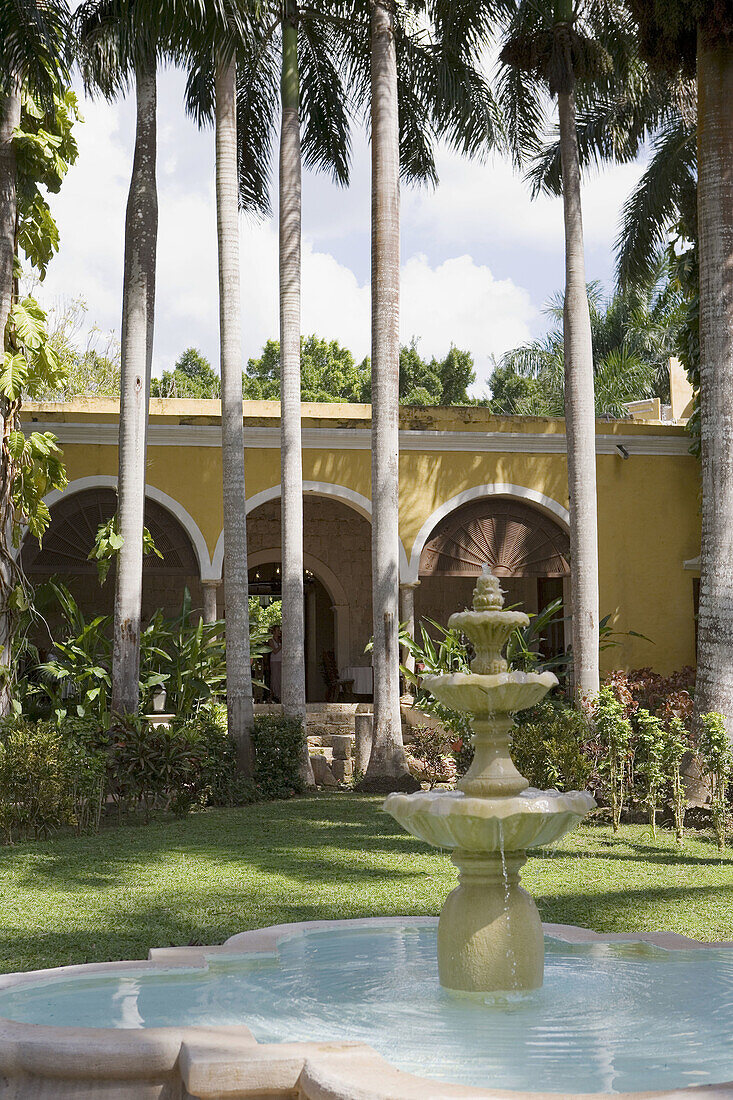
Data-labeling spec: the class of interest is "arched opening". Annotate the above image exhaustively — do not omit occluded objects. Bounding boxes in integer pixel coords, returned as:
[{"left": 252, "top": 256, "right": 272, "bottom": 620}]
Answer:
[
  {"left": 417, "top": 496, "right": 570, "bottom": 657},
  {"left": 20, "top": 487, "right": 203, "bottom": 627},
  {"left": 247, "top": 560, "right": 335, "bottom": 703},
  {"left": 244, "top": 494, "right": 373, "bottom": 701}
]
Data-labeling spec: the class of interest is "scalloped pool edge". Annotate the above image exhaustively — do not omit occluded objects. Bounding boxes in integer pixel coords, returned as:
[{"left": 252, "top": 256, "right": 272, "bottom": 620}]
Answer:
[{"left": 0, "top": 917, "right": 731, "bottom": 1099}]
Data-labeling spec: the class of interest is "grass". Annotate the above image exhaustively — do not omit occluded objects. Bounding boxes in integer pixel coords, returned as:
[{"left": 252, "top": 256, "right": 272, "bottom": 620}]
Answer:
[{"left": 0, "top": 794, "right": 731, "bottom": 974}]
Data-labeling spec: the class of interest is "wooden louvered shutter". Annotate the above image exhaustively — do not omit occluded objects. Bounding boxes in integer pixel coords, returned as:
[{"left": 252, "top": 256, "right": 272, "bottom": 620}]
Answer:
[{"left": 420, "top": 499, "right": 570, "bottom": 578}]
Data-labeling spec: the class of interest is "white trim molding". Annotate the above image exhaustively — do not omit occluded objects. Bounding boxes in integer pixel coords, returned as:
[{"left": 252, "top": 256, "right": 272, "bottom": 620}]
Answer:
[
  {"left": 212, "top": 480, "right": 409, "bottom": 581},
  {"left": 30, "top": 474, "right": 217, "bottom": 581},
  {"left": 35, "top": 420, "right": 693, "bottom": 457},
  {"left": 404, "top": 483, "right": 571, "bottom": 584}
]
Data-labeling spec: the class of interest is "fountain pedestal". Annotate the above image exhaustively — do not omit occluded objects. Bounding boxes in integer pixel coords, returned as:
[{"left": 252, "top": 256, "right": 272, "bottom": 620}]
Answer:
[
  {"left": 385, "top": 567, "right": 595, "bottom": 994},
  {"left": 439, "top": 848, "right": 543, "bottom": 992}
]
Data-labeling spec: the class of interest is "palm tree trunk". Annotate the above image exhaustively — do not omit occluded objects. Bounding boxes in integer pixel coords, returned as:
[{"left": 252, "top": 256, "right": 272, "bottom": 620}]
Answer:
[
  {"left": 363, "top": 0, "right": 414, "bottom": 791},
  {"left": 279, "top": 8, "right": 313, "bottom": 784},
  {"left": 215, "top": 53, "right": 254, "bottom": 773},
  {"left": 694, "top": 32, "right": 733, "bottom": 729},
  {"left": 558, "top": 86, "right": 599, "bottom": 705},
  {"left": 112, "top": 58, "right": 157, "bottom": 716},
  {"left": 0, "top": 85, "right": 21, "bottom": 715}
]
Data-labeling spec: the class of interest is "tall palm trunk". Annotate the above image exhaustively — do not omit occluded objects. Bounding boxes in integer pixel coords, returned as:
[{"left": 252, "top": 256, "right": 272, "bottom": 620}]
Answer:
[
  {"left": 694, "top": 32, "right": 733, "bottom": 729},
  {"left": 215, "top": 54, "right": 254, "bottom": 772},
  {"left": 363, "top": 0, "right": 413, "bottom": 791},
  {"left": 0, "top": 84, "right": 21, "bottom": 714},
  {"left": 279, "top": 8, "right": 313, "bottom": 784},
  {"left": 112, "top": 58, "right": 157, "bottom": 715},
  {"left": 558, "top": 83, "right": 599, "bottom": 705}
]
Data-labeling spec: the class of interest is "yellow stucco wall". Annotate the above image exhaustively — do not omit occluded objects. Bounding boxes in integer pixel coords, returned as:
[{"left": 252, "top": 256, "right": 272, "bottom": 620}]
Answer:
[{"left": 27, "top": 399, "right": 700, "bottom": 676}]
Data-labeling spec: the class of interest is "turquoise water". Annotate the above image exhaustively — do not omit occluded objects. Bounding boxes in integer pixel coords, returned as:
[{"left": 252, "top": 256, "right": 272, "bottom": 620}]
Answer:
[{"left": 1, "top": 924, "right": 732, "bottom": 1094}]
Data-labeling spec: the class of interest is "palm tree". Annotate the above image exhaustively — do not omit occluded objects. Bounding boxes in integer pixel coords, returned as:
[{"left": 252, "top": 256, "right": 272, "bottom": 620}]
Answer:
[
  {"left": 498, "top": 0, "right": 636, "bottom": 704},
  {"left": 626, "top": 2, "right": 733, "bottom": 729},
  {"left": 310, "top": 0, "right": 497, "bottom": 788},
  {"left": 215, "top": 49, "right": 255, "bottom": 772},
  {"left": 75, "top": 2, "right": 161, "bottom": 716},
  {"left": 362, "top": 0, "right": 411, "bottom": 789},
  {"left": 526, "top": 67, "right": 697, "bottom": 289}
]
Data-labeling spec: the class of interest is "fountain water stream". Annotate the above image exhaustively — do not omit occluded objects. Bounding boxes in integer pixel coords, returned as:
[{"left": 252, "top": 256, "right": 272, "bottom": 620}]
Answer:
[{"left": 384, "top": 567, "right": 595, "bottom": 993}]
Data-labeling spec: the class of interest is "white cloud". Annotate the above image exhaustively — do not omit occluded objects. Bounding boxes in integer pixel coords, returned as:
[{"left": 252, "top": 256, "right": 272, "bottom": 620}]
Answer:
[
  {"left": 35, "top": 66, "right": 641, "bottom": 389},
  {"left": 405, "top": 146, "right": 645, "bottom": 258},
  {"left": 401, "top": 254, "right": 535, "bottom": 388}
]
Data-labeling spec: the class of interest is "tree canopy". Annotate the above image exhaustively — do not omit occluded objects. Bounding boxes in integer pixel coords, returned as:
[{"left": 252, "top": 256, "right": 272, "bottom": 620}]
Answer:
[
  {"left": 488, "top": 271, "right": 685, "bottom": 418},
  {"left": 151, "top": 347, "right": 220, "bottom": 399}
]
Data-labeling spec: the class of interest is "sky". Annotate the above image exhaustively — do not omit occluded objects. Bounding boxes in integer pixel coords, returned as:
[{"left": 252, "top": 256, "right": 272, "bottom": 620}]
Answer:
[{"left": 36, "top": 67, "right": 646, "bottom": 396}]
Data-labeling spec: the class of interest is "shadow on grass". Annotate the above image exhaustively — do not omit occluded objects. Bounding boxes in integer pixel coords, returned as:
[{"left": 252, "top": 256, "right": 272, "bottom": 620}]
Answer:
[{"left": 1, "top": 795, "right": 733, "bottom": 972}]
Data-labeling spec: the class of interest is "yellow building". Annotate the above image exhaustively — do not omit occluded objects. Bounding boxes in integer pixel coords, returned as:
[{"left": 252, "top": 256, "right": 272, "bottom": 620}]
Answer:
[{"left": 20, "top": 398, "right": 700, "bottom": 700}]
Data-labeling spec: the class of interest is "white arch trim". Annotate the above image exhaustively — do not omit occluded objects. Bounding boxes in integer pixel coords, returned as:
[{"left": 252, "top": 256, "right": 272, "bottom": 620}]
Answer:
[
  {"left": 31, "top": 474, "right": 217, "bottom": 580},
  {"left": 405, "top": 483, "right": 571, "bottom": 585},
  {"left": 211, "top": 480, "right": 410, "bottom": 581}
]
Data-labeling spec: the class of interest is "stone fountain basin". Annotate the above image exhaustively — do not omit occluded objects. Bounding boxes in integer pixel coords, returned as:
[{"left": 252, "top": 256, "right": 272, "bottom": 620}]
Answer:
[
  {"left": 421, "top": 671, "right": 558, "bottom": 715},
  {"left": 1, "top": 919, "right": 733, "bottom": 1098},
  {"left": 384, "top": 788, "right": 596, "bottom": 851}
]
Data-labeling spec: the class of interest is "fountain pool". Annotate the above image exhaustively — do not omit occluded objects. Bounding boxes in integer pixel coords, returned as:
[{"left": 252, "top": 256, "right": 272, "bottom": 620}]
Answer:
[{"left": 1, "top": 918, "right": 733, "bottom": 1097}]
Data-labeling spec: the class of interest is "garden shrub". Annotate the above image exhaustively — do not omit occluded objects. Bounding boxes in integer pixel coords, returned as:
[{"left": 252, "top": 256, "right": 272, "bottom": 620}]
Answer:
[
  {"left": 0, "top": 718, "right": 105, "bottom": 841},
  {"left": 698, "top": 712, "right": 732, "bottom": 850},
  {"left": 594, "top": 687, "right": 633, "bottom": 832},
  {"left": 407, "top": 726, "right": 457, "bottom": 788},
  {"left": 252, "top": 715, "right": 306, "bottom": 800},
  {"left": 512, "top": 700, "right": 595, "bottom": 793},
  {"left": 169, "top": 703, "right": 245, "bottom": 807}
]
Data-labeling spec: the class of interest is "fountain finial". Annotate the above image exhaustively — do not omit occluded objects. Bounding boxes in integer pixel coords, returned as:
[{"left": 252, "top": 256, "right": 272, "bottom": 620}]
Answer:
[{"left": 472, "top": 565, "right": 504, "bottom": 612}]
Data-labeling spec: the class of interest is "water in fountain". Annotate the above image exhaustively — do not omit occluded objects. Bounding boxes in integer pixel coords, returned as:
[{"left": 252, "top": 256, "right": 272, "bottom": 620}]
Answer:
[{"left": 384, "top": 566, "right": 595, "bottom": 993}]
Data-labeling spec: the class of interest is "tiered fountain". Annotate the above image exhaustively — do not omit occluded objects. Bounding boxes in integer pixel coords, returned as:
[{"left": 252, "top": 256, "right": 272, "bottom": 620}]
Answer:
[{"left": 385, "top": 565, "right": 595, "bottom": 993}]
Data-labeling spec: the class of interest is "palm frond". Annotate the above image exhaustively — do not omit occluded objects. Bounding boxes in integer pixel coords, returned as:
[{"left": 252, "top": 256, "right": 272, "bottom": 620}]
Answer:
[
  {"left": 0, "top": 0, "right": 70, "bottom": 101},
  {"left": 298, "top": 16, "right": 351, "bottom": 186},
  {"left": 615, "top": 116, "right": 696, "bottom": 287}
]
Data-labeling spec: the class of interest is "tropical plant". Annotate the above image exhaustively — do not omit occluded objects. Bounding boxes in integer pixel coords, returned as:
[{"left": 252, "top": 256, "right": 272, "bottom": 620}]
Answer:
[
  {"left": 251, "top": 714, "right": 307, "bottom": 800},
  {"left": 594, "top": 685, "right": 632, "bottom": 832},
  {"left": 633, "top": 707, "right": 666, "bottom": 837},
  {"left": 698, "top": 711, "right": 732, "bottom": 851},
  {"left": 0, "top": 80, "right": 78, "bottom": 710},
  {"left": 512, "top": 699, "right": 594, "bottom": 793},
  {"left": 406, "top": 726, "right": 456, "bottom": 788},
  {"left": 139, "top": 594, "right": 227, "bottom": 714},
  {"left": 505, "top": 597, "right": 572, "bottom": 677},
  {"left": 0, "top": 713, "right": 108, "bottom": 841},
  {"left": 88, "top": 513, "right": 162, "bottom": 584}
]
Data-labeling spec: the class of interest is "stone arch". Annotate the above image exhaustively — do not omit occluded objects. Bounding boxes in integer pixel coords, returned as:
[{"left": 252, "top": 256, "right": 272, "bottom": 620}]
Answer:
[
  {"left": 247, "top": 548, "right": 351, "bottom": 675},
  {"left": 405, "top": 484, "right": 570, "bottom": 584},
  {"left": 29, "top": 475, "right": 214, "bottom": 580},
  {"left": 211, "top": 481, "right": 409, "bottom": 580}
]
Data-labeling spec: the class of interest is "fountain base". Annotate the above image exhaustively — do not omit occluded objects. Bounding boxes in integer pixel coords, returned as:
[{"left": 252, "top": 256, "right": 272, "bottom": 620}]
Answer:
[{"left": 438, "top": 849, "right": 543, "bottom": 992}]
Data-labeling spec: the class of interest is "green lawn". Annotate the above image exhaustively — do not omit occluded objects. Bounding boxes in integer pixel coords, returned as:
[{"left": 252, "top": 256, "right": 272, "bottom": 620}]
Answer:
[{"left": 0, "top": 794, "right": 732, "bottom": 974}]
